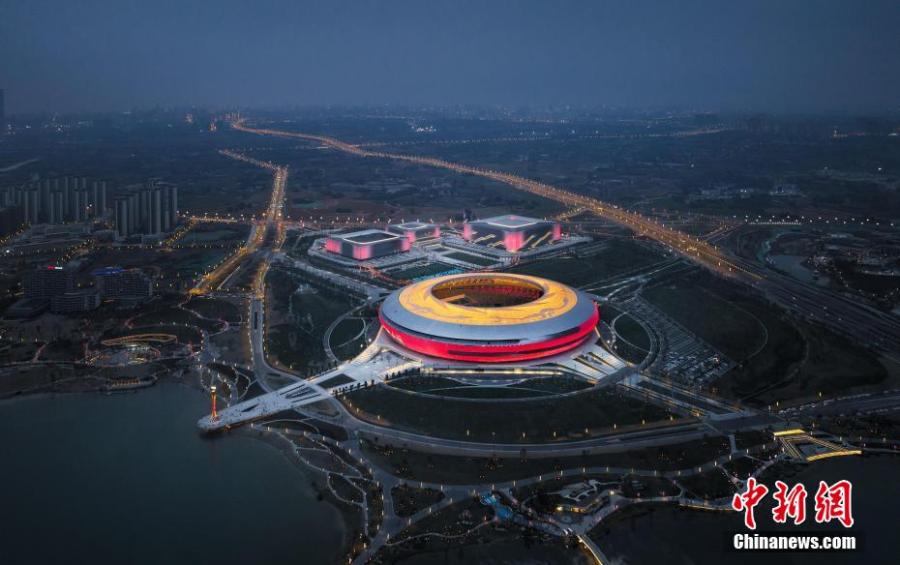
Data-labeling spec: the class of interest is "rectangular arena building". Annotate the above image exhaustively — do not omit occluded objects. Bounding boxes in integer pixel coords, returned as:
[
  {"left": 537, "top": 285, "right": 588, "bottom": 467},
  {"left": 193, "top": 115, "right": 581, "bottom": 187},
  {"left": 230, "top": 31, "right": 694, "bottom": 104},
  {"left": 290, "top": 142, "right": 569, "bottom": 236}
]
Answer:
[
  {"left": 387, "top": 221, "right": 441, "bottom": 243},
  {"left": 324, "top": 229, "right": 411, "bottom": 260},
  {"left": 462, "top": 215, "right": 561, "bottom": 253}
]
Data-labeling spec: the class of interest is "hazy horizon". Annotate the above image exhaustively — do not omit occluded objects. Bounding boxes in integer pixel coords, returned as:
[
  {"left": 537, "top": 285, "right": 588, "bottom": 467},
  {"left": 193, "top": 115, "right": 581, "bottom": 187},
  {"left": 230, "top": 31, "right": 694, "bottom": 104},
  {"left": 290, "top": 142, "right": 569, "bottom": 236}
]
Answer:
[{"left": 2, "top": 0, "right": 899, "bottom": 115}]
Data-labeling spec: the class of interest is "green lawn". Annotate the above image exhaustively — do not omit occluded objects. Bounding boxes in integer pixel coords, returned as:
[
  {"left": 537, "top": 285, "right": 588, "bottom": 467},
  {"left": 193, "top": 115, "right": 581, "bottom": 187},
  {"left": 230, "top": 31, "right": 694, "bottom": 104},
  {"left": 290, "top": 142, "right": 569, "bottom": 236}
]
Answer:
[
  {"left": 265, "top": 268, "right": 359, "bottom": 373},
  {"left": 613, "top": 313, "right": 651, "bottom": 351},
  {"left": 344, "top": 385, "right": 677, "bottom": 443},
  {"left": 424, "top": 386, "right": 548, "bottom": 399},
  {"left": 329, "top": 318, "right": 365, "bottom": 348},
  {"left": 131, "top": 307, "right": 224, "bottom": 332},
  {"left": 389, "top": 375, "right": 589, "bottom": 398},
  {"left": 509, "top": 238, "right": 665, "bottom": 287},
  {"left": 643, "top": 280, "right": 766, "bottom": 360},
  {"left": 363, "top": 435, "right": 731, "bottom": 484},
  {"left": 183, "top": 297, "right": 243, "bottom": 323},
  {"left": 643, "top": 270, "right": 888, "bottom": 405}
]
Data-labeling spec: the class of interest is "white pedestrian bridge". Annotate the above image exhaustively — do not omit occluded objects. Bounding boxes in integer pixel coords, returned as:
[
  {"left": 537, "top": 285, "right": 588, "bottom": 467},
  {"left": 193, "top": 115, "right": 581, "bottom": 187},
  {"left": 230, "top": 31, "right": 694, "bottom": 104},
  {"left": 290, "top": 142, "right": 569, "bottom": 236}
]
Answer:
[
  {"left": 198, "top": 335, "right": 632, "bottom": 432},
  {"left": 198, "top": 340, "right": 413, "bottom": 431}
]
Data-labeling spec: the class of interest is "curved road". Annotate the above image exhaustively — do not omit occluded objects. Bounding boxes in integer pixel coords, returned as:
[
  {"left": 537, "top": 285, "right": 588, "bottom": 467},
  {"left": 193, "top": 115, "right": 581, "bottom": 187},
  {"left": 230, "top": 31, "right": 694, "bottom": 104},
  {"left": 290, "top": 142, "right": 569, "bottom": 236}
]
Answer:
[{"left": 233, "top": 120, "right": 900, "bottom": 361}]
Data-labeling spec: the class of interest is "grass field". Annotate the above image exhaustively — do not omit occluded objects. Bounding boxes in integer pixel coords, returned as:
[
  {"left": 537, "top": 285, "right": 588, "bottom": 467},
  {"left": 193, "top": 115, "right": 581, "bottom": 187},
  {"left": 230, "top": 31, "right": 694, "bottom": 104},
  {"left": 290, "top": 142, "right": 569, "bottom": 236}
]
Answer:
[
  {"left": 509, "top": 238, "right": 665, "bottom": 287},
  {"left": 131, "top": 307, "right": 224, "bottom": 332},
  {"left": 769, "top": 323, "right": 887, "bottom": 401},
  {"left": 613, "top": 313, "right": 651, "bottom": 351},
  {"left": 266, "top": 268, "right": 358, "bottom": 373},
  {"left": 643, "top": 270, "right": 889, "bottom": 404},
  {"left": 600, "top": 303, "right": 622, "bottom": 323},
  {"left": 643, "top": 279, "right": 766, "bottom": 360},
  {"left": 179, "top": 227, "right": 247, "bottom": 245},
  {"left": 678, "top": 468, "right": 737, "bottom": 499},
  {"left": 333, "top": 334, "right": 368, "bottom": 360},
  {"left": 183, "top": 297, "right": 243, "bottom": 323},
  {"left": 422, "top": 386, "right": 548, "bottom": 399},
  {"left": 329, "top": 317, "right": 365, "bottom": 349},
  {"left": 363, "top": 435, "right": 731, "bottom": 484},
  {"left": 167, "top": 248, "right": 232, "bottom": 283},
  {"left": 389, "top": 375, "right": 591, "bottom": 396},
  {"left": 344, "top": 385, "right": 677, "bottom": 443},
  {"left": 390, "top": 484, "right": 445, "bottom": 518}
]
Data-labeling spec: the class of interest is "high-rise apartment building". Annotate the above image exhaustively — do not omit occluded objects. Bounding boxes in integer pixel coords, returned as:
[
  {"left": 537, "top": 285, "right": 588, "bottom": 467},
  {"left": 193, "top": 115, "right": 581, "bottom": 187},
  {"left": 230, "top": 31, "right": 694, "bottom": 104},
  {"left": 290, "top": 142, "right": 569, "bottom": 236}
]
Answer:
[{"left": 113, "top": 182, "right": 178, "bottom": 239}]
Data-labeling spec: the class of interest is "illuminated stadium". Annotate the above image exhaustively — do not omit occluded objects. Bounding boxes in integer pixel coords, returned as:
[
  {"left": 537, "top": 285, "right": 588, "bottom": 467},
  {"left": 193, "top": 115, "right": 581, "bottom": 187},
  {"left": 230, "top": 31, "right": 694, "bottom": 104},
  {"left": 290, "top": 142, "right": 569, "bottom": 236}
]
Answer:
[{"left": 379, "top": 273, "right": 599, "bottom": 363}]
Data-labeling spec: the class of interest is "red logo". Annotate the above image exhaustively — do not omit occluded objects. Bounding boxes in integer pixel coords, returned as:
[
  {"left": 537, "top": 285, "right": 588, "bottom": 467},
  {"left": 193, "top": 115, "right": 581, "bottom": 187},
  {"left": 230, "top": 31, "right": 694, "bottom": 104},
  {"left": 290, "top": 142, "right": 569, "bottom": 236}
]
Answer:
[
  {"left": 814, "top": 480, "right": 854, "bottom": 528},
  {"left": 733, "top": 479, "right": 855, "bottom": 529},
  {"left": 772, "top": 481, "right": 807, "bottom": 525},
  {"left": 732, "top": 477, "right": 769, "bottom": 530}
]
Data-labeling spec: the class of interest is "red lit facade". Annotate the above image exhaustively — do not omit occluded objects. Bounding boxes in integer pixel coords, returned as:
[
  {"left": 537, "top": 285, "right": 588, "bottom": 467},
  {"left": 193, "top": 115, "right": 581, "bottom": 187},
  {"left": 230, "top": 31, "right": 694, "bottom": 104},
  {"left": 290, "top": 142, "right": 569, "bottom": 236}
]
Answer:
[{"left": 379, "top": 303, "right": 598, "bottom": 363}]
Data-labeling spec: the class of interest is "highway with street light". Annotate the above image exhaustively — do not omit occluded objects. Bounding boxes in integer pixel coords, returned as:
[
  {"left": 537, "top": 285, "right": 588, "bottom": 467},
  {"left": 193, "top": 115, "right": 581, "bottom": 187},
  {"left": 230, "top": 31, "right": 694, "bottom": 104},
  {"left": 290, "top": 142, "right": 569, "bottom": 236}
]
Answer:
[{"left": 232, "top": 119, "right": 900, "bottom": 360}]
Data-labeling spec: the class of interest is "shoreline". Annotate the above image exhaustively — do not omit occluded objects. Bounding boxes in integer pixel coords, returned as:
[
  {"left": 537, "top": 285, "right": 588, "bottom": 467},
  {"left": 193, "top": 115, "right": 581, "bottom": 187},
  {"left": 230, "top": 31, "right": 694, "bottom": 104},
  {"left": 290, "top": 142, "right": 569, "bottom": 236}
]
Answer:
[
  {"left": 0, "top": 377, "right": 352, "bottom": 563},
  {"left": 237, "top": 424, "right": 357, "bottom": 563}
]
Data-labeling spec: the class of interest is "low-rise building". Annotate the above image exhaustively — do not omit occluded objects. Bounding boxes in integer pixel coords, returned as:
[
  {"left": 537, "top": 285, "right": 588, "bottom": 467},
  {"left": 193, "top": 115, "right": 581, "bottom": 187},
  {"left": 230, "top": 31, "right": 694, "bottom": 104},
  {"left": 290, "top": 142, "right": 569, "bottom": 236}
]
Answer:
[
  {"left": 387, "top": 221, "right": 441, "bottom": 243},
  {"left": 50, "top": 290, "right": 100, "bottom": 313},
  {"left": 92, "top": 266, "right": 153, "bottom": 301},
  {"left": 23, "top": 265, "right": 74, "bottom": 299},
  {"left": 324, "top": 229, "right": 410, "bottom": 260},
  {"left": 463, "top": 215, "right": 560, "bottom": 253}
]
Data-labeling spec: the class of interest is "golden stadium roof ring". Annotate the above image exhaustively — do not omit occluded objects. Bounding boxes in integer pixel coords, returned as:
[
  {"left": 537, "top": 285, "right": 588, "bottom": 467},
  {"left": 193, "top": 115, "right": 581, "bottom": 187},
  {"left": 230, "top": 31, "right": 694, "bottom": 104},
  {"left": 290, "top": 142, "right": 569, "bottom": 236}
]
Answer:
[{"left": 379, "top": 273, "right": 599, "bottom": 363}]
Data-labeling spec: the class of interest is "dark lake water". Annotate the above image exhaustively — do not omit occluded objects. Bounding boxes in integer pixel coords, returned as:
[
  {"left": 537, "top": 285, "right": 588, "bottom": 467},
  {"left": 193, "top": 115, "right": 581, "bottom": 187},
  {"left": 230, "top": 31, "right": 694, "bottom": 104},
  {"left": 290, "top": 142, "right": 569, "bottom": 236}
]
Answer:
[
  {"left": 0, "top": 383, "right": 345, "bottom": 565},
  {"left": 593, "top": 456, "right": 899, "bottom": 564}
]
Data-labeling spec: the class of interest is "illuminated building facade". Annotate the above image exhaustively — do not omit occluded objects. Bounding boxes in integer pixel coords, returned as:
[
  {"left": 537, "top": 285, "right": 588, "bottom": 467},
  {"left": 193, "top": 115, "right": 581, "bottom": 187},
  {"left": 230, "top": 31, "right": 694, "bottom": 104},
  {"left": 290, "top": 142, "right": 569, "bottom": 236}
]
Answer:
[
  {"left": 324, "top": 229, "right": 411, "bottom": 261},
  {"left": 386, "top": 221, "right": 441, "bottom": 243},
  {"left": 462, "top": 215, "right": 561, "bottom": 253},
  {"left": 379, "top": 273, "right": 598, "bottom": 363}
]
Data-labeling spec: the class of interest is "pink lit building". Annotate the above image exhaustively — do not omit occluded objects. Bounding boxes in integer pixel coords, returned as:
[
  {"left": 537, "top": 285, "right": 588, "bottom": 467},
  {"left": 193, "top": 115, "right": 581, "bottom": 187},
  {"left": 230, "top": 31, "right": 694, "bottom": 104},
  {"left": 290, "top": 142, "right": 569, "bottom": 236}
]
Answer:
[
  {"left": 324, "top": 229, "right": 409, "bottom": 260},
  {"left": 387, "top": 221, "right": 441, "bottom": 243},
  {"left": 462, "top": 215, "right": 561, "bottom": 253}
]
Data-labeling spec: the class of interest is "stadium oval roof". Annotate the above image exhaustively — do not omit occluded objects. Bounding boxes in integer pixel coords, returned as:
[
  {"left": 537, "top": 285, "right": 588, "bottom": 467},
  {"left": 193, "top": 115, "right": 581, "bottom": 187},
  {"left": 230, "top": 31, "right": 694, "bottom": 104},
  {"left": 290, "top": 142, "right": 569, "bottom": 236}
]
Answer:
[{"left": 379, "top": 273, "right": 598, "bottom": 362}]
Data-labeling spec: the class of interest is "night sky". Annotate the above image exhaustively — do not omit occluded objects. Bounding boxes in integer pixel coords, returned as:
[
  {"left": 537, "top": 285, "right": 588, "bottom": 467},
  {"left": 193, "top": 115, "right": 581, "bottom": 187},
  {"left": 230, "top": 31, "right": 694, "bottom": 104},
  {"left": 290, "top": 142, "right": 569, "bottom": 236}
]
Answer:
[{"left": 1, "top": 0, "right": 898, "bottom": 114}]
